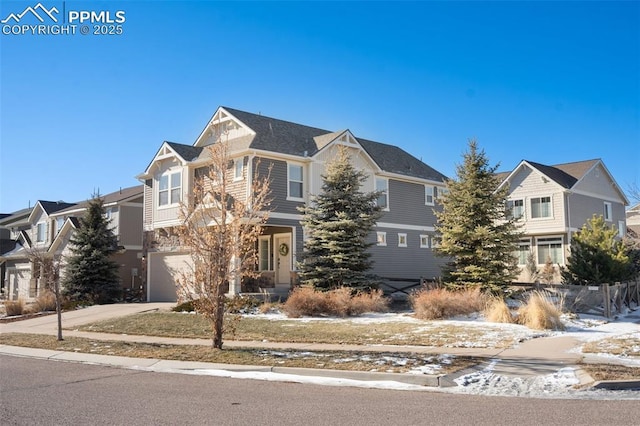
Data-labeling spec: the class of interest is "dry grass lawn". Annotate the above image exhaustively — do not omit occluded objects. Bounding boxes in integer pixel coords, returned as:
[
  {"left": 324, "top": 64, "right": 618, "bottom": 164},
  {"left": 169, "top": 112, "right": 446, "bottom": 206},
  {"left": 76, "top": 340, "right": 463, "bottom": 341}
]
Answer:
[
  {"left": 579, "top": 363, "right": 640, "bottom": 382},
  {"left": 0, "top": 333, "right": 479, "bottom": 374},
  {"left": 75, "top": 312, "right": 523, "bottom": 348},
  {"left": 581, "top": 335, "right": 640, "bottom": 358}
]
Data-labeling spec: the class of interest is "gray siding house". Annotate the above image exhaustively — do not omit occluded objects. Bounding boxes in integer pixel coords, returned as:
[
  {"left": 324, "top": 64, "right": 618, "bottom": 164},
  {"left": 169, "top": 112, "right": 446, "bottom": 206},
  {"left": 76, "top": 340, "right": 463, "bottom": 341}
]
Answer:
[
  {"left": 138, "top": 106, "right": 449, "bottom": 302},
  {"left": 497, "top": 159, "right": 629, "bottom": 282}
]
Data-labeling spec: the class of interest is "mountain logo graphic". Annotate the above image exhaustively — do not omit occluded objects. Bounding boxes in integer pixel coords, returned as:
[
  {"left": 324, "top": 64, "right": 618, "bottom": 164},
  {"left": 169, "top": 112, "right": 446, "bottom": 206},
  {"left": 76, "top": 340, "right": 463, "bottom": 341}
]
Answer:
[{"left": 1, "top": 3, "right": 59, "bottom": 24}]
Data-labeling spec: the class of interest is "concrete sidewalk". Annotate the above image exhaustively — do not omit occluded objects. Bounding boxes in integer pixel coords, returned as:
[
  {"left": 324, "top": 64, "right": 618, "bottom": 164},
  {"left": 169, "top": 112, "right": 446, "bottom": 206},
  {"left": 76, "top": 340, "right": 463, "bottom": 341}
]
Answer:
[{"left": 0, "top": 303, "right": 636, "bottom": 389}]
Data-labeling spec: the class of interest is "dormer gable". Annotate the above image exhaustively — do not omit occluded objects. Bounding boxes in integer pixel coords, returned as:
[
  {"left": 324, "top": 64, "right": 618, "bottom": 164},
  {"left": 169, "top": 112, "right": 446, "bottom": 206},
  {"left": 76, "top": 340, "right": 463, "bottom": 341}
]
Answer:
[
  {"left": 311, "top": 129, "right": 381, "bottom": 173},
  {"left": 194, "top": 107, "right": 256, "bottom": 148},
  {"left": 139, "top": 141, "right": 203, "bottom": 179}
]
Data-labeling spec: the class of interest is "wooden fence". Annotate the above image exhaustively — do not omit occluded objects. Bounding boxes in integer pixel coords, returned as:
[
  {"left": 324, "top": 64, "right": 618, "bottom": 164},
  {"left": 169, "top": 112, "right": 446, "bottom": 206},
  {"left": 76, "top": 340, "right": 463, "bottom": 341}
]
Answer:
[{"left": 510, "top": 279, "right": 640, "bottom": 318}]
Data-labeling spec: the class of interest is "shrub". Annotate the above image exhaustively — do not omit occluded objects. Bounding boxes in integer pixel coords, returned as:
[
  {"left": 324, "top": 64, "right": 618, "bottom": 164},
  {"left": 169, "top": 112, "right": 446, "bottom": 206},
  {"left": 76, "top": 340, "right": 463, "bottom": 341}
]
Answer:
[
  {"left": 484, "top": 297, "right": 514, "bottom": 323},
  {"left": 410, "top": 287, "right": 487, "bottom": 320},
  {"left": 283, "top": 287, "right": 388, "bottom": 318},
  {"left": 172, "top": 300, "right": 196, "bottom": 312},
  {"left": 33, "top": 290, "right": 57, "bottom": 312},
  {"left": 283, "top": 287, "right": 328, "bottom": 318},
  {"left": 517, "top": 291, "right": 565, "bottom": 330},
  {"left": 4, "top": 298, "right": 26, "bottom": 316},
  {"left": 225, "top": 295, "right": 261, "bottom": 314}
]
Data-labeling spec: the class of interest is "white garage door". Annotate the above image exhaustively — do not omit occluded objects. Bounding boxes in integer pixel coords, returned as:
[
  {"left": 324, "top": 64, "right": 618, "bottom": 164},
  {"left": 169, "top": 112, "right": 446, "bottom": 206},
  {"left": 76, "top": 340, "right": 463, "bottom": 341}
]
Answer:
[{"left": 148, "top": 253, "right": 192, "bottom": 302}]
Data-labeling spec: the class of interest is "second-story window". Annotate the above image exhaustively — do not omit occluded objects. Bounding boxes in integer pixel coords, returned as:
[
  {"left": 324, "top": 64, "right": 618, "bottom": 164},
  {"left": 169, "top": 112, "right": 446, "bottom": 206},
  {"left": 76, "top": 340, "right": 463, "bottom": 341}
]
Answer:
[
  {"left": 159, "top": 171, "right": 181, "bottom": 206},
  {"left": 530, "top": 196, "right": 551, "bottom": 218},
  {"left": 234, "top": 159, "right": 244, "bottom": 181},
  {"left": 288, "top": 163, "right": 304, "bottom": 200},
  {"left": 36, "top": 222, "right": 46, "bottom": 243},
  {"left": 425, "top": 186, "right": 435, "bottom": 205},
  {"left": 506, "top": 199, "right": 525, "bottom": 219},
  {"left": 376, "top": 178, "right": 388, "bottom": 209}
]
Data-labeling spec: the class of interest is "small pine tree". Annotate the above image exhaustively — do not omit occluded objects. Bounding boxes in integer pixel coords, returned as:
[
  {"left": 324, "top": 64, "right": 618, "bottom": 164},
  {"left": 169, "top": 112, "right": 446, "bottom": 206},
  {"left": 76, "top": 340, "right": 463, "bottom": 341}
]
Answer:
[
  {"left": 62, "top": 195, "right": 121, "bottom": 304},
  {"left": 525, "top": 250, "right": 539, "bottom": 283},
  {"left": 562, "top": 214, "right": 632, "bottom": 285},
  {"left": 298, "top": 146, "right": 383, "bottom": 290},
  {"left": 434, "top": 140, "right": 521, "bottom": 293},
  {"left": 540, "top": 256, "right": 556, "bottom": 284}
]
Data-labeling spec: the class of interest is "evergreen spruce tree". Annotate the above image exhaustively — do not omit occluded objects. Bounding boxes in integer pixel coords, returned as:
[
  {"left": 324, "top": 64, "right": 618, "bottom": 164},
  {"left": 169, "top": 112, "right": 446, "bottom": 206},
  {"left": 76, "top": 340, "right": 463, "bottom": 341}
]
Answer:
[
  {"left": 298, "top": 146, "right": 383, "bottom": 290},
  {"left": 62, "top": 195, "right": 121, "bottom": 304},
  {"left": 561, "top": 214, "right": 632, "bottom": 285},
  {"left": 434, "top": 140, "right": 521, "bottom": 293}
]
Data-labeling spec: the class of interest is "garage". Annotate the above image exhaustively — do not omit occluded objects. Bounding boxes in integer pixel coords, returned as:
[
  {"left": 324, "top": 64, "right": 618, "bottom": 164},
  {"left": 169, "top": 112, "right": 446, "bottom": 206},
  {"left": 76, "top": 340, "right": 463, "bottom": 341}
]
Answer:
[
  {"left": 147, "top": 252, "right": 192, "bottom": 302},
  {"left": 7, "top": 267, "right": 31, "bottom": 300}
]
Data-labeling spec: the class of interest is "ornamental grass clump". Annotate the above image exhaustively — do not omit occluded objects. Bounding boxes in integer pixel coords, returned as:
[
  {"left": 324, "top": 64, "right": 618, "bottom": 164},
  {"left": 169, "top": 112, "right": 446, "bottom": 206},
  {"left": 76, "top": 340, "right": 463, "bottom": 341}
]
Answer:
[
  {"left": 484, "top": 297, "right": 514, "bottom": 324},
  {"left": 517, "top": 291, "right": 565, "bottom": 330},
  {"left": 4, "top": 298, "right": 26, "bottom": 316},
  {"left": 283, "top": 287, "right": 388, "bottom": 318}
]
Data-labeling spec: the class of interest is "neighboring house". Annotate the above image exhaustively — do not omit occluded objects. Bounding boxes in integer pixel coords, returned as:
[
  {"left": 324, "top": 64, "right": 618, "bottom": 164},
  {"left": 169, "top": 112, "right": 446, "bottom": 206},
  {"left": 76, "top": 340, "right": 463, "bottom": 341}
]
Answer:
[
  {"left": 0, "top": 207, "right": 33, "bottom": 298},
  {"left": 138, "top": 106, "right": 449, "bottom": 302},
  {"left": 49, "top": 186, "right": 144, "bottom": 295},
  {"left": 626, "top": 203, "right": 640, "bottom": 240},
  {"left": 497, "top": 159, "right": 629, "bottom": 282},
  {"left": 0, "top": 186, "right": 144, "bottom": 301},
  {"left": 0, "top": 201, "right": 74, "bottom": 300}
]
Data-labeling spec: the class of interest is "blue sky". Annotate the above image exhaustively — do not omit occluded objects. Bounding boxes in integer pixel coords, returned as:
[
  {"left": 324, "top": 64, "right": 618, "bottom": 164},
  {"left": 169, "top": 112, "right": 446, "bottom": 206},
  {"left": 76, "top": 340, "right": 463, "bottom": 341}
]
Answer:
[{"left": 1, "top": 0, "right": 639, "bottom": 212}]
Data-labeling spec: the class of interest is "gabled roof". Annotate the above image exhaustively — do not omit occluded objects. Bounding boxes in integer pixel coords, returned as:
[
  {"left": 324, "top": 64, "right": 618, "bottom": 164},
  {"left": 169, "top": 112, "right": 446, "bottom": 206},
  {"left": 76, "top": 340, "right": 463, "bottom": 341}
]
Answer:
[
  {"left": 219, "top": 107, "right": 448, "bottom": 182},
  {"left": 48, "top": 217, "right": 80, "bottom": 254},
  {"left": 526, "top": 160, "right": 581, "bottom": 189},
  {"left": 166, "top": 142, "right": 203, "bottom": 162},
  {"left": 28, "top": 200, "right": 76, "bottom": 223},
  {"left": 53, "top": 185, "right": 143, "bottom": 216},
  {"left": 0, "top": 207, "right": 33, "bottom": 227}
]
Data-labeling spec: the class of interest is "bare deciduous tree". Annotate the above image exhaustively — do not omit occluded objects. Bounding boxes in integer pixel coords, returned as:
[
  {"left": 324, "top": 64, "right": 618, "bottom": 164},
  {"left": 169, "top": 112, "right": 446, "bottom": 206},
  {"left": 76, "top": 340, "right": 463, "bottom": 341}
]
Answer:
[
  {"left": 175, "top": 141, "right": 271, "bottom": 349},
  {"left": 25, "top": 247, "right": 64, "bottom": 340}
]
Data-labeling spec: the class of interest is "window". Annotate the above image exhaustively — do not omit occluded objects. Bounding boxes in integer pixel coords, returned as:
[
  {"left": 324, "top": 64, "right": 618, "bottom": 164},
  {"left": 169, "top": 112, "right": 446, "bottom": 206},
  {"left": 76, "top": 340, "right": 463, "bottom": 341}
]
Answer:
[
  {"left": 618, "top": 221, "right": 626, "bottom": 238},
  {"left": 420, "top": 235, "right": 429, "bottom": 248},
  {"left": 398, "top": 233, "right": 407, "bottom": 247},
  {"left": 159, "top": 171, "right": 181, "bottom": 206},
  {"left": 516, "top": 240, "right": 531, "bottom": 265},
  {"left": 604, "top": 202, "right": 612, "bottom": 221},
  {"left": 259, "top": 237, "right": 271, "bottom": 271},
  {"left": 376, "top": 178, "right": 388, "bottom": 209},
  {"left": 36, "top": 222, "right": 46, "bottom": 243},
  {"left": 55, "top": 217, "right": 65, "bottom": 235},
  {"left": 425, "top": 186, "right": 435, "bottom": 205},
  {"left": 376, "top": 232, "right": 387, "bottom": 246},
  {"left": 530, "top": 196, "right": 551, "bottom": 218},
  {"left": 430, "top": 235, "right": 440, "bottom": 248},
  {"left": 437, "top": 187, "right": 449, "bottom": 198},
  {"left": 234, "top": 159, "right": 244, "bottom": 181},
  {"left": 288, "top": 163, "right": 304, "bottom": 199},
  {"left": 506, "top": 199, "right": 525, "bottom": 219},
  {"left": 537, "top": 237, "right": 562, "bottom": 264}
]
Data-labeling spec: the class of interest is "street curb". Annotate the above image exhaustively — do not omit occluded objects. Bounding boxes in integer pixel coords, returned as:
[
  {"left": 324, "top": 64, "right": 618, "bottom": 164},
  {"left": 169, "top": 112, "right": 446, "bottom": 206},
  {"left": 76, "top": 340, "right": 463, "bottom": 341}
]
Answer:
[{"left": 0, "top": 345, "right": 442, "bottom": 387}]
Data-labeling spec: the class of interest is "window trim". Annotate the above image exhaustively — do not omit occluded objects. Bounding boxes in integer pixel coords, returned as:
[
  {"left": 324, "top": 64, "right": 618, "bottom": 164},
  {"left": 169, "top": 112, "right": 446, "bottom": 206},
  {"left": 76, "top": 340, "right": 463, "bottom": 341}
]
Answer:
[
  {"left": 425, "top": 186, "right": 435, "bottom": 206},
  {"left": 376, "top": 177, "right": 389, "bottom": 210},
  {"left": 604, "top": 202, "right": 612, "bottom": 222},
  {"left": 506, "top": 199, "right": 525, "bottom": 220},
  {"left": 516, "top": 239, "right": 532, "bottom": 265},
  {"left": 36, "top": 222, "right": 46, "bottom": 243},
  {"left": 234, "top": 158, "right": 244, "bottom": 181},
  {"left": 376, "top": 231, "right": 387, "bottom": 246},
  {"left": 158, "top": 170, "right": 182, "bottom": 208},
  {"left": 419, "top": 234, "right": 429, "bottom": 248},
  {"left": 430, "top": 235, "right": 440, "bottom": 248},
  {"left": 258, "top": 236, "right": 271, "bottom": 271},
  {"left": 536, "top": 236, "right": 563, "bottom": 265},
  {"left": 398, "top": 233, "right": 407, "bottom": 248},
  {"left": 530, "top": 195, "right": 552, "bottom": 219},
  {"left": 287, "top": 162, "right": 304, "bottom": 201}
]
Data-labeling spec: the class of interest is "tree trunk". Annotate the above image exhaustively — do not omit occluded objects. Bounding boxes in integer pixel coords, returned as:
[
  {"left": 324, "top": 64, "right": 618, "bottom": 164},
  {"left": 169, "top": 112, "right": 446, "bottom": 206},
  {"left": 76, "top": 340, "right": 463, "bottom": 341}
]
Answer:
[
  {"left": 211, "top": 293, "right": 225, "bottom": 349},
  {"left": 55, "top": 279, "right": 63, "bottom": 341}
]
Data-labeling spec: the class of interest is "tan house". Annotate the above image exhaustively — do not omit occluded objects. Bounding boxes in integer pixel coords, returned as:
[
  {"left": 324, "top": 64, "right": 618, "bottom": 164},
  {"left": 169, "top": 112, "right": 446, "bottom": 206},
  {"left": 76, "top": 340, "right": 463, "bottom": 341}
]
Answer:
[
  {"left": 0, "top": 186, "right": 143, "bottom": 300},
  {"left": 497, "top": 159, "right": 629, "bottom": 282},
  {"left": 138, "top": 106, "right": 450, "bottom": 302}
]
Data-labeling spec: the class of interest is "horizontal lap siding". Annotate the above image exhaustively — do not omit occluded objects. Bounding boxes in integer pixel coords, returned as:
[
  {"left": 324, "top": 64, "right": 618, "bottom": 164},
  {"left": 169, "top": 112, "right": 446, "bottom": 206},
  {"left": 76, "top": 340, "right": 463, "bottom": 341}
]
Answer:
[
  {"left": 384, "top": 179, "right": 437, "bottom": 226},
  {"left": 255, "top": 157, "right": 303, "bottom": 215}
]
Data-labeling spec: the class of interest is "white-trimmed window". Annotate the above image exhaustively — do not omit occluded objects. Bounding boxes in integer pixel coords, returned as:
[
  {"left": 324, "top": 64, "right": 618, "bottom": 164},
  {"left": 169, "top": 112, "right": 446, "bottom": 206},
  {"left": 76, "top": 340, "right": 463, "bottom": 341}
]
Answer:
[
  {"left": 425, "top": 186, "right": 435, "bottom": 205},
  {"left": 159, "top": 171, "right": 182, "bottom": 206},
  {"left": 288, "top": 163, "right": 304, "bottom": 200},
  {"left": 55, "top": 217, "right": 65, "bottom": 235},
  {"left": 604, "top": 202, "right": 612, "bottom": 221},
  {"left": 420, "top": 235, "right": 429, "bottom": 248},
  {"left": 398, "top": 233, "right": 407, "bottom": 247},
  {"left": 259, "top": 236, "right": 271, "bottom": 271},
  {"left": 430, "top": 235, "right": 440, "bottom": 248},
  {"left": 234, "top": 158, "right": 244, "bottom": 181},
  {"left": 530, "top": 196, "right": 552, "bottom": 218},
  {"left": 516, "top": 239, "right": 531, "bottom": 265},
  {"left": 537, "top": 237, "right": 563, "bottom": 264},
  {"left": 376, "top": 178, "right": 388, "bottom": 209},
  {"left": 36, "top": 222, "right": 46, "bottom": 243},
  {"left": 376, "top": 232, "right": 387, "bottom": 246},
  {"left": 506, "top": 199, "right": 525, "bottom": 219},
  {"left": 437, "top": 187, "right": 449, "bottom": 198}
]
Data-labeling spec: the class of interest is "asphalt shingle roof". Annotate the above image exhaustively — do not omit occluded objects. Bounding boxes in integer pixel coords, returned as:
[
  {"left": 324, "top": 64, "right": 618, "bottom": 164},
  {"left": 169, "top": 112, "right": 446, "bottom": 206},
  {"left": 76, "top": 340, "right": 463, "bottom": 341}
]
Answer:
[
  {"left": 166, "top": 142, "right": 204, "bottom": 162},
  {"left": 222, "top": 107, "right": 447, "bottom": 182}
]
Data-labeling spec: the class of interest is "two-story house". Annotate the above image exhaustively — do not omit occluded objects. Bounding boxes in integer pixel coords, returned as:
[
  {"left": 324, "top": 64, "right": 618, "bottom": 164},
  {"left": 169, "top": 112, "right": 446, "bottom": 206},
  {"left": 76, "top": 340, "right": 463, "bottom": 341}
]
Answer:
[
  {"left": 138, "top": 106, "right": 449, "bottom": 302},
  {"left": 497, "top": 159, "right": 629, "bottom": 282},
  {"left": 48, "top": 185, "right": 144, "bottom": 294},
  {"left": 0, "top": 207, "right": 33, "bottom": 298},
  {"left": 0, "top": 186, "right": 144, "bottom": 301},
  {"left": 0, "top": 201, "right": 74, "bottom": 300}
]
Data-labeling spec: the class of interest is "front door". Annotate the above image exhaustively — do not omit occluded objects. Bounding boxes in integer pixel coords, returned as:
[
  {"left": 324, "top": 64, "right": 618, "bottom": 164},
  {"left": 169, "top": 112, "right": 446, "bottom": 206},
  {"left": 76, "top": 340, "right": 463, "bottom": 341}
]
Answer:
[{"left": 274, "top": 234, "right": 291, "bottom": 286}]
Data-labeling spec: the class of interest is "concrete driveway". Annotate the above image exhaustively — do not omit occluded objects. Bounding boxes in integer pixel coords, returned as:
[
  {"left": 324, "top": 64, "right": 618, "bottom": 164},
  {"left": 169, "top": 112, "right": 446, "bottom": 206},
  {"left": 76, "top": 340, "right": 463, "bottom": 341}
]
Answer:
[{"left": 0, "top": 303, "right": 174, "bottom": 335}]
